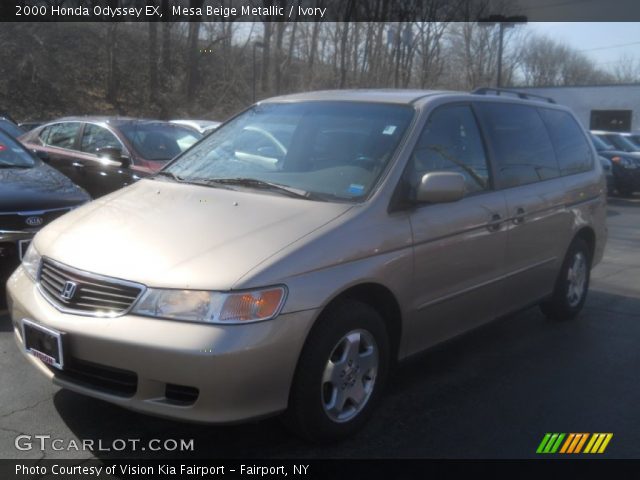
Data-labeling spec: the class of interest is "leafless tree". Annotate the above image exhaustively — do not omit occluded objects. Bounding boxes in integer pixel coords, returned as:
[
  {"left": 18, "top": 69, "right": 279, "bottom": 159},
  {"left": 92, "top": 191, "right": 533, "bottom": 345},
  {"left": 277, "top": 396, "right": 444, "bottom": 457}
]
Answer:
[
  {"left": 519, "top": 34, "right": 613, "bottom": 86},
  {"left": 612, "top": 54, "right": 640, "bottom": 83}
]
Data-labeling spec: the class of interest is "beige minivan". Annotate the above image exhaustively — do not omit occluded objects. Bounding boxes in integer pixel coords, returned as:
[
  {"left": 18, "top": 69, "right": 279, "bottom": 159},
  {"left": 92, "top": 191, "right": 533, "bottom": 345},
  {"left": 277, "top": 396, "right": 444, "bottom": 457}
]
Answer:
[{"left": 7, "top": 89, "right": 606, "bottom": 441}]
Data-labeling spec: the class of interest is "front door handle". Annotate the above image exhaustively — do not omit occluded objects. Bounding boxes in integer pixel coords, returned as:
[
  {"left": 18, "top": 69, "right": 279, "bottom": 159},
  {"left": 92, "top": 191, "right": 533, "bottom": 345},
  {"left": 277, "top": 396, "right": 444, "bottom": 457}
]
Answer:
[
  {"left": 513, "top": 207, "right": 526, "bottom": 225},
  {"left": 487, "top": 213, "right": 502, "bottom": 232},
  {"left": 71, "top": 162, "right": 85, "bottom": 168}
]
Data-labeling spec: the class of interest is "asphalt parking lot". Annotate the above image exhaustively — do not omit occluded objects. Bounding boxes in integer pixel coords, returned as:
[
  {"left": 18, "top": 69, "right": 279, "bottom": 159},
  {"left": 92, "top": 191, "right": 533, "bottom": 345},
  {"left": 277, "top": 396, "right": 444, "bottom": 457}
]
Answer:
[{"left": 1, "top": 195, "right": 639, "bottom": 460}]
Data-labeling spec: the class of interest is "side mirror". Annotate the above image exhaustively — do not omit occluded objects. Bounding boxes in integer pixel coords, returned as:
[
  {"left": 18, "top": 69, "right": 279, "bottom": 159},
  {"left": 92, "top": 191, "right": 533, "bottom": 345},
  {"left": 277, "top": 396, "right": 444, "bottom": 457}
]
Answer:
[
  {"left": 416, "top": 172, "right": 465, "bottom": 204},
  {"left": 118, "top": 155, "right": 132, "bottom": 168},
  {"left": 95, "top": 146, "right": 130, "bottom": 168},
  {"left": 33, "top": 149, "right": 49, "bottom": 162}
]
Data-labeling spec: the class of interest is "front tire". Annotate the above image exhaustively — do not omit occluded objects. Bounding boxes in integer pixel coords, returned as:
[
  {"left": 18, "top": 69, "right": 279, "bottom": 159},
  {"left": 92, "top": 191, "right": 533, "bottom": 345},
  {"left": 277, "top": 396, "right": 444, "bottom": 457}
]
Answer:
[
  {"left": 540, "top": 237, "right": 591, "bottom": 320},
  {"left": 284, "top": 300, "right": 390, "bottom": 442}
]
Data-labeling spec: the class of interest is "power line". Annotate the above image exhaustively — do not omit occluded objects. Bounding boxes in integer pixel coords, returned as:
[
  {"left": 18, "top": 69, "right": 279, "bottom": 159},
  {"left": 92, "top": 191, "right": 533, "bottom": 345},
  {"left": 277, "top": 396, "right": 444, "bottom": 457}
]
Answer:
[
  {"left": 592, "top": 57, "right": 640, "bottom": 66},
  {"left": 579, "top": 41, "right": 640, "bottom": 52}
]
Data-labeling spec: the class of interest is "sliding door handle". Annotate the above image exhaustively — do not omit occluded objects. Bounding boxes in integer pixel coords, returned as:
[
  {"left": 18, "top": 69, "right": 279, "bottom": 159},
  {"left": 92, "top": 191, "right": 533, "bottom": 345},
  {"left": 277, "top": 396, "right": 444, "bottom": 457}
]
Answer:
[{"left": 487, "top": 213, "right": 502, "bottom": 232}]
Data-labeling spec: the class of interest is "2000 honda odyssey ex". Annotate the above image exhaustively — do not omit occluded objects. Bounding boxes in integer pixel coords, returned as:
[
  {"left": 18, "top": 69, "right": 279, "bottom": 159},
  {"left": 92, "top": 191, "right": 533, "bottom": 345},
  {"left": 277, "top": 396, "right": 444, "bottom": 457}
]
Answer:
[{"left": 7, "top": 89, "right": 606, "bottom": 441}]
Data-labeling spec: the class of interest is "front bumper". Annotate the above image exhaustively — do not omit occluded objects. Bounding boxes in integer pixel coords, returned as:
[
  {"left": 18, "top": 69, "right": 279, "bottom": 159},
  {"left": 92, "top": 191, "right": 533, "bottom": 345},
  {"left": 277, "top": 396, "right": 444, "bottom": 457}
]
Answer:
[
  {"left": 7, "top": 266, "right": 317, "bottom": 424},
  {"left": 613, "top": 167, "right": 640, "bottom": 192}
]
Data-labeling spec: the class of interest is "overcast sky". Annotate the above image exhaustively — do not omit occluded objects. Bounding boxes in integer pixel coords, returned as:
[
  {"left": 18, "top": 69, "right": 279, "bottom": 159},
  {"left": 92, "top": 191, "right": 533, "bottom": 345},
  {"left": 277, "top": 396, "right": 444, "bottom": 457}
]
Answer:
[{"left": 527, "top": 22, "right": 640, "bottom": 72}]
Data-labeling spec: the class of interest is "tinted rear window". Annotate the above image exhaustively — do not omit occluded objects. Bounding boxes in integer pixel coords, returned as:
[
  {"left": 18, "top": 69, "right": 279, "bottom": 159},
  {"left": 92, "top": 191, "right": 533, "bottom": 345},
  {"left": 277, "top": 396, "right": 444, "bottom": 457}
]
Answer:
[
  {"left": 591, "top": 134, "right": 614, "bottom": 151},
  {"left": 539, "top": 109, "right": 593, "bottom": 175},
  {"left": 119, "top": 123, "right": 201, "bottom": 161},
  {"left": 475, "top": 103, "right": 559, "bottom": 188}
]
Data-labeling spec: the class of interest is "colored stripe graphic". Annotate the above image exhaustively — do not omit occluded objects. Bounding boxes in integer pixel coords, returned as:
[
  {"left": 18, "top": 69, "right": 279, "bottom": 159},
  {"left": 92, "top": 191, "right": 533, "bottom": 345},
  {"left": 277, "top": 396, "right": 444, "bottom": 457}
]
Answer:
[
  {"left": 574, "top": 434, "right": 589, "bottom": 453},
  {"left": 538, "top": 433, "right": 613, "bottom": 454},
  {"left": 559, "top": 433, "right": 575, "bottom": 453},
  {"left": 584, "top": 433, "right": 613, "bottom": 454},
  {"left": 537, "top": 433, "right": 565, "bottom": 453},
  {"left": 550, "top": 433, "right": 565, "bottom": 453},
  {"left": 536, "top": 433, "right": 552, "bottom": 453}
]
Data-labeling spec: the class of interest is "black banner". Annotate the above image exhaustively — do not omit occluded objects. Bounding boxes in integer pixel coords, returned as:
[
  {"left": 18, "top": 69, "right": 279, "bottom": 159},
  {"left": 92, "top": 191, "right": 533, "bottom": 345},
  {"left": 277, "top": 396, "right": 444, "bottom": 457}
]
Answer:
[
  {"left": 1, "top": 0, "right": 640, "bottom": 22},
  {"left": 2, "top": 459, "right": 640, "bottom": 480}
]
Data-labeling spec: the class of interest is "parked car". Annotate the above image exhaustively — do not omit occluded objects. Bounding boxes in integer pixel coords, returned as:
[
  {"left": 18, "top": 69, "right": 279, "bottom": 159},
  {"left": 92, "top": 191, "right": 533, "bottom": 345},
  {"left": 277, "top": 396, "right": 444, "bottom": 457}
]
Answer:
[
  {"left": 591, "top": 130, "right": 640, "bottom": 153},
  {"left": 18, "top": 121, "right": 44, "bottom": 132},
  {"left": 0, "top": 117, "right": 25, "bottom": 139},
  {"left": 624, "top": 131, "right": 640, "bottom": 150},
  {"left": 591, "top": 134, "right": 640, "bottom": 196},
  {"left": 599, "top": 156, "right": 615, "bottom": 194},
  {"left": 0, "top": 128, "right": 89, "bottom": 282},
  {"left": 170, "top": 119, "right": 221, "bottom": 134},
  {"left": 7, "top": 89, "right": 606, "bottom": 441},
  {"left": 0, "top": 110, "right": 17, "bottom": 123},
  {"left": 20, "top": 117, "right": 202, "bottom": 198}
]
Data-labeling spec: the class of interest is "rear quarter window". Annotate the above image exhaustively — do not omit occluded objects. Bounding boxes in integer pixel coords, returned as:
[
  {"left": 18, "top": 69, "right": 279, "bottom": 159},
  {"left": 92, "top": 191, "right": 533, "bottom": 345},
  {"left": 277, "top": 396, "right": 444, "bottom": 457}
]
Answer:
[{"left": 539, "top": 108, "right": 594, "bottom": 175}]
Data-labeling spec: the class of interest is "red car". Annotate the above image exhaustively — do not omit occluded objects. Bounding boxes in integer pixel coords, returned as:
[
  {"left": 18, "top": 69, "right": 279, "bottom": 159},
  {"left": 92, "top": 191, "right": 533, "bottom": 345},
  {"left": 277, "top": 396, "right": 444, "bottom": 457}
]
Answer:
[{"left": 20, "top": 117, "right": 202, "bottom": 198}]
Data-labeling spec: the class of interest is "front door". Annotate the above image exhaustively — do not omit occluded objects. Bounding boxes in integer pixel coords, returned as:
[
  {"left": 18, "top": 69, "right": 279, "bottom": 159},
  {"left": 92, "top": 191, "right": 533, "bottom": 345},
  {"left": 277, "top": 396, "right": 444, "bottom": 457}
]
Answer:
[
  {"left": 77, "top": 123, "right": 138, "bottom": 198},
  {"left": 39, "top": 122, "right": 83, "bottom": 185}
]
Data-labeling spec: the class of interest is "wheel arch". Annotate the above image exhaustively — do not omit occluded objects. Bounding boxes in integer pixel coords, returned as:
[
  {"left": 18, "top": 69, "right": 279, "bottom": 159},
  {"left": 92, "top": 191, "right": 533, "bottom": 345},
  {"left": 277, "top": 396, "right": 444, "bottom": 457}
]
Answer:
[
  {"left": 304, "top": 282, "right": 403, "bottom": 363},
  {"left": 574, "top": 226, "right": 596, "bottom": 262}
]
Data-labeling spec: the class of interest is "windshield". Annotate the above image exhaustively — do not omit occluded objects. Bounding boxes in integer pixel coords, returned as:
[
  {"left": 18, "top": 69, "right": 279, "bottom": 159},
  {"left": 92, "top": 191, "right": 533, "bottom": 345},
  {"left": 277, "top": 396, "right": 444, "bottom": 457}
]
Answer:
[
  {"left": 605, "top": 134, "right": 640, "bottom": 152},
  {"left": 0, "top": 130, "right": 35, "bottom": 167},
  {"left": 591, "top": 134, "right": 614, "bottom": 151},
  {"left": 164, "top": 102, "right": 414, "bottom": 202},
  {"left": 120, "top": 123, "right": 202, "bottom": 161},
  {"left": 0, "top": 119, "right": 25, "bottom": 139},
  {"left": 629, "top": 134, "right": 640, "bottom": 149}
]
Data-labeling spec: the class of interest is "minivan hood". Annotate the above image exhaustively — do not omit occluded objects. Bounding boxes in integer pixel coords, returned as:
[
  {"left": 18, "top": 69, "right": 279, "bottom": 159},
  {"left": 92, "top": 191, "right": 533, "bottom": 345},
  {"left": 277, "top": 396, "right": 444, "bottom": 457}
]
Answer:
[
  {"left": 0, "top": 162, "right": 89, "bottom": 212},
  {"left": 36, "top": 179, "right": 352, "bottom": 290}
]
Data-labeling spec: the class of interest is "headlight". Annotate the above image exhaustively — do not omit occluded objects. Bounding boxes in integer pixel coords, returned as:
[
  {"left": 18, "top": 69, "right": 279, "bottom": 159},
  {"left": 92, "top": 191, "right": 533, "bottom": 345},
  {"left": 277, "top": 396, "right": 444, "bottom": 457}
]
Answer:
[
  {"left": 131, "top": 286, "right": 287, "bottom": 324},
  {"left": 611, "top": 156, "right": 636, "bottom": 169},
  {"left": 21, "top": 243, "right": 41, "bottom": 281}
]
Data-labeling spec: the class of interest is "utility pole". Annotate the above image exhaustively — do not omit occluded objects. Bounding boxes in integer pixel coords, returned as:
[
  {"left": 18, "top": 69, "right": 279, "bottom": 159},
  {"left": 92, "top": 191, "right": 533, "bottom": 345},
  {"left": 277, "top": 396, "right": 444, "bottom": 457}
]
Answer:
[
  {"left": 252, "top": 40, "right": 264, "bottom": 103},
  {"left": 478, "top": 15, "right": 527, "bottom": 88}
]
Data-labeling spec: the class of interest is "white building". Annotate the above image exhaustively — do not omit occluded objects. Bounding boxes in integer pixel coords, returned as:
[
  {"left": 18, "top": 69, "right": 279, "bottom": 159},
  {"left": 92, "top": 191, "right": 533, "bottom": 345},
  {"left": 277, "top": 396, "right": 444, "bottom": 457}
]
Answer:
[{"left": 517, "top": 84, "right": 640, "bottom": 132}]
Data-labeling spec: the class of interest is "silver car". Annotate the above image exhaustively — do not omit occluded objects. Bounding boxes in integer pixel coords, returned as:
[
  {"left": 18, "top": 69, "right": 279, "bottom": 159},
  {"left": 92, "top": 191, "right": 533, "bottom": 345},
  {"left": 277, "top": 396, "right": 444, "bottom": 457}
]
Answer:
[{"left": 7, "top": 89, "right": 607, "bottom": 441}]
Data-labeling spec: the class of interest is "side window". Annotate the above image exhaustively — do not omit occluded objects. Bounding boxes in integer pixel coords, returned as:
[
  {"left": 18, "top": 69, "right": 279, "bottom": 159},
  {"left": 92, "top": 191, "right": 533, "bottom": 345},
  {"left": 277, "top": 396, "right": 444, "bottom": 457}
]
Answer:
[
  {"left": 81, "top": 124, "right": 122, "bottom": 154},
  {"left": 539, "top": 109, "right": 593, "bottom": 175},
  {"left": 475, "top": 103, "right": 559, "bottom": 189},
  {"left": 38, "top": 126, "right": 52, "bottom": 145},
  {"left": 46, "top": 122, "right": 81, "bottom": 150},
  {"left": 410, "top": 104, "right": 490, "bottom": 195}
]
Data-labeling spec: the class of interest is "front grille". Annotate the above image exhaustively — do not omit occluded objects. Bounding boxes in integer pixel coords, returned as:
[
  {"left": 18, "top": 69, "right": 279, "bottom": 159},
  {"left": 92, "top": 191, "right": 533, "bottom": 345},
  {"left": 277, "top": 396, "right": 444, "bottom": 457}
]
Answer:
[
  {"left": 49, "top": 358, "right": 137, "bottom": 397},
  {"left": 0, "top": 208, "right": 71, "bottom": 231},
  {"left": 0, "top": 242, "right": 19, "bottom": 275},
  {"left": 38, "top": 258, "right": 144, "bottom": 316}
]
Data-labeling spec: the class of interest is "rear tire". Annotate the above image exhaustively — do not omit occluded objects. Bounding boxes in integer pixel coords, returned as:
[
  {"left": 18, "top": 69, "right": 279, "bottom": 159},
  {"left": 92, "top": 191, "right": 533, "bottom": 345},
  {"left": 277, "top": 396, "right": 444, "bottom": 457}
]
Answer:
[
  {"left": 284, "top": 300, "right": 389, "bottom": 442},
  {"left": 540, "top": 238, "right": 591, "bottom": 320}
]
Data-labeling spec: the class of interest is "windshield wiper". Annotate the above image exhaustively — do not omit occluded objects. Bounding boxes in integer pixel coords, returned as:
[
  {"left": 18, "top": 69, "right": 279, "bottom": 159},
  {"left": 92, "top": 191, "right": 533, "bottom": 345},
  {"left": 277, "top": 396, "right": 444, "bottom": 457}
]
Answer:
[
  {"left": 0, "top": 163, "right": 31, "bottom": 168},
  {"left": 152, "top": 171, "right": 185, "bottom": 182},
  {"left": 203, "top": 178, "right": 320, "bottom": 200}
]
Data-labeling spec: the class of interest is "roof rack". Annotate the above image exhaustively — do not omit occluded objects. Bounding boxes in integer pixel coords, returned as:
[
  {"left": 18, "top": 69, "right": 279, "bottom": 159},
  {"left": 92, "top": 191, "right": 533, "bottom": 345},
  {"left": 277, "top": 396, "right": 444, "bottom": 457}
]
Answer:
[{"left": 472, "top": 87, "right": 556, "bottom": 104}]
